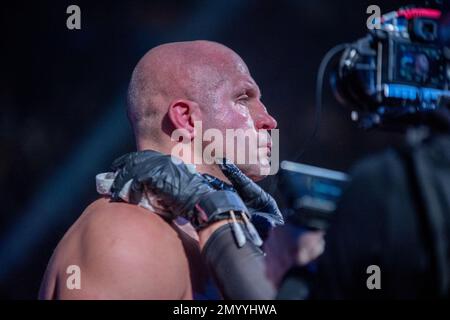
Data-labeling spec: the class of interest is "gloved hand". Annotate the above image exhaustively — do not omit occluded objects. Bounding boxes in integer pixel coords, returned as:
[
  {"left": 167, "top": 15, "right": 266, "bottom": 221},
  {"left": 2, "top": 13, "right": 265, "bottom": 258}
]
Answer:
[
  {"left": 218, "top": 159, "right": 284, "bottom": 227},
  {"left": 109, "top": 151, "right": 261, "bottom": 247},
  {"left": 110, "top": 150, "right": 213, "bottom": 221}
]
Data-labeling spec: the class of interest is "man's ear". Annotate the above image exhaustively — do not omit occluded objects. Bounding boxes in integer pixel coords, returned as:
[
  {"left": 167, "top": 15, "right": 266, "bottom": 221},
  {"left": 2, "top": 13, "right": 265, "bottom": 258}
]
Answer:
[{"left": 167, "top": 99, "right": 201, "bottom": 140}]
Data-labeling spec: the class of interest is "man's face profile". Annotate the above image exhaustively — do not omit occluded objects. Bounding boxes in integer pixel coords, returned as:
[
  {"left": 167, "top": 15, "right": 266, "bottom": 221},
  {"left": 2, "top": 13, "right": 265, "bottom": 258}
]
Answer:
[{"left": 192, "top": 47, "right": 278, "bottom": 180}]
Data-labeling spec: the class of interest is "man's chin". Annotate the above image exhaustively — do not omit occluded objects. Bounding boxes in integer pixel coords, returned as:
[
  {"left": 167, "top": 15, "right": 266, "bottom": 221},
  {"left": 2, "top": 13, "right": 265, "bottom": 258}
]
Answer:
[{"left": 237, "top": 162, "right": 270, "bottom": 182}]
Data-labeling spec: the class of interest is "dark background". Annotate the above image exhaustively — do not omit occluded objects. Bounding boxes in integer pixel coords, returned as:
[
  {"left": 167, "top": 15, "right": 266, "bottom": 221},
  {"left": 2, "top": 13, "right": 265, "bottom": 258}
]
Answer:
[{"left": 0, "top": 0, "right": 447, "bottom": 299}]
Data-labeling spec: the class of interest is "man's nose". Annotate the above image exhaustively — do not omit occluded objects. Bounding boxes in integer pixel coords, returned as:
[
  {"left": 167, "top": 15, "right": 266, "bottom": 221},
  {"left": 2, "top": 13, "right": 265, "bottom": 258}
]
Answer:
[{"left": 254, "top": 107, "right": 278, "bottom": 130}]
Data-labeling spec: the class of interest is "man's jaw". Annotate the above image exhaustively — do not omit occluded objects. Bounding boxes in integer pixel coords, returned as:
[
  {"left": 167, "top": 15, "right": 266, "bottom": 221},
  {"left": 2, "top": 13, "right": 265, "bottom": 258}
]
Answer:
[
  {"left": 194, "top": 162, "right": 232, "bottom": 184},
  {"left": 194, "top": 159, "right": 267, "bottom": 184}
]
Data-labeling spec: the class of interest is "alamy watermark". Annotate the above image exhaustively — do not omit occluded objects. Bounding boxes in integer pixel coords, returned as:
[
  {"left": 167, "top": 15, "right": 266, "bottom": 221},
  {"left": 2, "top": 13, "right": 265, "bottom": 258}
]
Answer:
[
  {"left": 366, "top": 264, "right": 381, "bottom": 290},
  {"left": 170, "top": 121, "right": 279, "bottom": 175},
  {"left": 66, "top": 5, "right": 81, "bottom": 30},
  {"left": 66, "top": 265, "right": 81, "bottom": 290},
  {"left": 366, "top": 5, "right": 381, "bottom": 30}
]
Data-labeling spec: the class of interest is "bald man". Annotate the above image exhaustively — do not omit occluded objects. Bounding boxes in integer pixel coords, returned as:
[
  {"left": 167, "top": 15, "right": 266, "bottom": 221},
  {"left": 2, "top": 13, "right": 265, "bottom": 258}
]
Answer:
[{"left": 38, "top": 41, "right": 314, "bottom": 300}]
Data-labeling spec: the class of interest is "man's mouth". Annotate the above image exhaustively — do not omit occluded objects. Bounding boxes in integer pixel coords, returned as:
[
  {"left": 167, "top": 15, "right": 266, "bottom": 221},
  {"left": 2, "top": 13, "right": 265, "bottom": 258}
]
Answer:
[{"left": 259, "top": 144, "right": 272, "bottom": 157}]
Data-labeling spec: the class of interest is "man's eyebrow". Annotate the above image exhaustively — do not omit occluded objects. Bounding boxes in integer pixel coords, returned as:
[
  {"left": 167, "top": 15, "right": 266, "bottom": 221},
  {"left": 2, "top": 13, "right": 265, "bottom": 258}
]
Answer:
[{"left": 238, "top": 81, "right": 262, "bottom": 98}]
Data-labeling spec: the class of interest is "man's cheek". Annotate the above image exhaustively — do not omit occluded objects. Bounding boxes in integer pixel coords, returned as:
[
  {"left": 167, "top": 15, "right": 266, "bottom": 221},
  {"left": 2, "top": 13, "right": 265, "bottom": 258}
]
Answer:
[
  {"left": 219, "top": 103, "right": 253, "bottom": 129},
  {"left": 234, "top": 104, "right": 254, "bottom": 127}
]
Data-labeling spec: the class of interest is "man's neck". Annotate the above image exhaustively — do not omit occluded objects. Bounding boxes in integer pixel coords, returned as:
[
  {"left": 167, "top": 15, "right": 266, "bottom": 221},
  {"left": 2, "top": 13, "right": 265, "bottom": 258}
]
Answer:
[{"left": 137, "top": 141, "right": 231, "bottom": 184}]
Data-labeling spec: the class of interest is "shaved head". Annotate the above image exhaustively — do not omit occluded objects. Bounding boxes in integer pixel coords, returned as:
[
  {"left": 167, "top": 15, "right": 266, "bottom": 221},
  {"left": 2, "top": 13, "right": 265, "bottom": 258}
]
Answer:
[{"left": 127, "top": 40, "right": 249, "bottom": 144}]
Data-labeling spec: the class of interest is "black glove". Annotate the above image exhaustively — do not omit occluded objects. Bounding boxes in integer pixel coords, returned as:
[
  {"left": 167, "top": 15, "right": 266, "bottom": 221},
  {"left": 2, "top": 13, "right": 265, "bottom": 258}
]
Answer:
[
  {"left": 218, "top": 160, "right": 285, "bottom": 229},
  {"left": 110, "top": 151, "right": 253, "bottom": 239}
]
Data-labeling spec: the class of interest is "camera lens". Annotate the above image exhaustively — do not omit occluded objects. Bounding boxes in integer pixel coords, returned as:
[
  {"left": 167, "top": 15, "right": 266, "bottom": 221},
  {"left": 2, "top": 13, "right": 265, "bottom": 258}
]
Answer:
[
  {"left": 412, "top": 18, "right": 437, "bottom": 42},
  {"left": 422, "top": 21, "right": 436, "bottom": 38}
]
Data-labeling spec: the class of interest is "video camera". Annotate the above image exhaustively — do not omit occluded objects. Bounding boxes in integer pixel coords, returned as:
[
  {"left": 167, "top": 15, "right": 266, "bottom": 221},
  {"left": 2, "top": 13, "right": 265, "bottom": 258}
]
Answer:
[
  {"left": 331, "top": 4, "right": 449, "bottom": 129},
  {"left": 278, "top": 3, "right": 449, "bottom": 230}
]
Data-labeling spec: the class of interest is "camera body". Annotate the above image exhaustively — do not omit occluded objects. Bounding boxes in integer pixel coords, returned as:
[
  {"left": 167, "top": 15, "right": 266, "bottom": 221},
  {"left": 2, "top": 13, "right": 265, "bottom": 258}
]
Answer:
[
  {"left": 332, "top": 7, "right": 450, "bottom": 129},
  {"left": 279, "top": 161, "right": 350, "bottom": 230}
]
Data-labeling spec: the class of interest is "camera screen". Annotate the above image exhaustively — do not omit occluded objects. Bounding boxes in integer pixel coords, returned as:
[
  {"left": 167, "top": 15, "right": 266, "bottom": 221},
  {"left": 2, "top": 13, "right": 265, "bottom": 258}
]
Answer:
[
  {"left": 279, "top": 161, "right": 350, "bottom": 230},
  {"left": 394, "top": 42, "right": 445, "bottom": 88}
]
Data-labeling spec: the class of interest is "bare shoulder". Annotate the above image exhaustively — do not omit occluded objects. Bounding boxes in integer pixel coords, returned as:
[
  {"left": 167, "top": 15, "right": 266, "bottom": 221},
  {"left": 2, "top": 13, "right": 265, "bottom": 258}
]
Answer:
[
  {"left": 81, "top": 197, "right": 180, "bottom": 247},
  {"left": 47, "top": 198, "right": 190, "bottom": 299}
]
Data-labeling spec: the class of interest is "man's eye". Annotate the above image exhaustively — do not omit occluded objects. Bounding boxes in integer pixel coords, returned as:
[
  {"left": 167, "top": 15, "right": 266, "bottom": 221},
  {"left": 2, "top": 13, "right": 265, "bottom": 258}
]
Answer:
[{"left": 237, "top": 95, "right": 249, "bottom": 104}]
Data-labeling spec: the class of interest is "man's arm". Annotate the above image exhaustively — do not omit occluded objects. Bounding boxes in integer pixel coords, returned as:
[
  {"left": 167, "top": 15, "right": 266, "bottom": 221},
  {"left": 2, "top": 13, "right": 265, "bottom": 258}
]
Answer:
[{"left": 200, "top": 220, "right": 277, "bottom": 300}]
